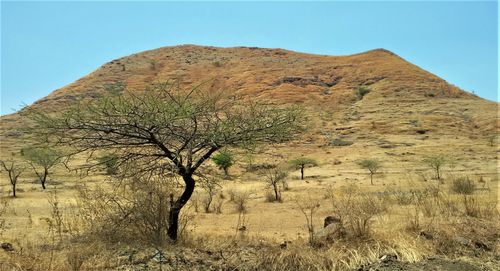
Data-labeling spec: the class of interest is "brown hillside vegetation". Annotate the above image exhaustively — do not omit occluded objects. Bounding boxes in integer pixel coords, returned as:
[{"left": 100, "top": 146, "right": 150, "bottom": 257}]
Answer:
[{"left": 0, "top": 45, "right": 498, "bottom": 270}]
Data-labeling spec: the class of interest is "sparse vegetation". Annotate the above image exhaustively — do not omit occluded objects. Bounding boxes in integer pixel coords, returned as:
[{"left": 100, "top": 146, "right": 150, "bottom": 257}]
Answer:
[
  {"left": 103, "top": 81, "right": 126, "bottom": 95},
  {"left": 1, "top": 47, "right": 499, "bottom": 271},
  {"left": 331, "top": 186, "right": 386, "bottom": 238}
]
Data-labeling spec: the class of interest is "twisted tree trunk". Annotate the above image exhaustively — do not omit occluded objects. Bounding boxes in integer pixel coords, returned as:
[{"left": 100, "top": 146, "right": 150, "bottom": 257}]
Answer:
[{"left": 167, "top": 174, "right": 195, "bottom": 241}]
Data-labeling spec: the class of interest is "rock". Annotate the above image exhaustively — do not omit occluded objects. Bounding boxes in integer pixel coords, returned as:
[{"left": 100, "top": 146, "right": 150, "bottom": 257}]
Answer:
[
  {"left": 324, "top": 215, "right": 341, "bottom": 228},
  {"left": 1, "top": 242, "right": 14, "bottom": 252},
  {"left": 316, "top": 219, "right": 345, "bottom": 241},
  {"left": 379, "top": 253, "right": 397, "bottom": 263},
  {"left": 419, "top": 231, "right": 433, "bottom": 240},
  {"left": 152, "top": 249, "right": 168, "bottom": 263},
  {"left": 280, "top": 240, "right": 291, "bottom": 249},
  {"left": 474, "top": 240, "right": 490, "bottom": 251},
  {"left": 455, "top": 236, "right": 469, "bottom": 246}
]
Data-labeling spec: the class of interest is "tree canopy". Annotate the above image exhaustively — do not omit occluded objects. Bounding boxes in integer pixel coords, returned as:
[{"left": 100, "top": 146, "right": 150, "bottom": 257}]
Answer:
[
  {"left": 21, "top": 146, "right": 61, "bottom": 189},
  {"left": 27, "top": 81, "right": 306, "bottom": 240}
]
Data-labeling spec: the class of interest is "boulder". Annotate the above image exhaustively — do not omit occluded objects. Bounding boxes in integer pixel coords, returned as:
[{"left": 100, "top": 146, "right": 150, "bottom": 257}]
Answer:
[{"left": 1, "top": 242, "right": 14, "bottom": 252}]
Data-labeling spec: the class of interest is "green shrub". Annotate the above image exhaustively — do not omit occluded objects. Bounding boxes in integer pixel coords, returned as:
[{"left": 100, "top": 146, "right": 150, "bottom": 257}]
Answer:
[
  {"left": 212, "top": 149, "right": 234, "bottom": 177},
  {"left": 355, "top": 86, "right": 371, "bottom": 100}
]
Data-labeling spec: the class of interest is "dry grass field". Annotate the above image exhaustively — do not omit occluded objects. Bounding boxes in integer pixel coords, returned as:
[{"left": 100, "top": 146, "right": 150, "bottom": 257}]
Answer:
[{"left": 0, "top": 45, "right": 498, "bottom": 270}]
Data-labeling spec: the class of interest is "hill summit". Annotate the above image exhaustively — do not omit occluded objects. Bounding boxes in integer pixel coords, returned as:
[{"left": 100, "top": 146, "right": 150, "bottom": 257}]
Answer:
[{"left": 0, "top": 45, "right": 497, "bottom": 145}]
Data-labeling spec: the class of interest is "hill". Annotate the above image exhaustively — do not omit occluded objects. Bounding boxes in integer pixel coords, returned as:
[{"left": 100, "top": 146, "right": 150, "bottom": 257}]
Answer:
[
  {"left": 1, "top": 45, "right": 497, "bottom": 141},
  {"left": 0, "top": 45, "right": 498, "bottom": 271}
]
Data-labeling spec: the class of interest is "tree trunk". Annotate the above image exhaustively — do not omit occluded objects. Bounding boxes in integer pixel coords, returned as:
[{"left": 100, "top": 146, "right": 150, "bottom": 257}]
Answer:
[
  {"left": 273, "top": 184, "right": 279, "bottom": 201},
  {"left": 12, "top": 183, "right": 16, "bottom": 198},
  {"left": 370, "top": 173, "right": 374, "bottom": 185},
  {"left": 300, "top": 165, "right": 304, "bottom": 180},
  {"left": 223, "top": 167, "right": 229, "bottom": 177},
  {"left": 41, "top": 168, "right": 48, "bottom": 189},
  {"left": 167, "top": 174, "right": 195, "bottom": 241}
]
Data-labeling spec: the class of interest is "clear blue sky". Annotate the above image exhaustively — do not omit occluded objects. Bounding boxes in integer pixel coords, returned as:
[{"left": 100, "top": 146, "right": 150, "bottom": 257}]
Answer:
[{"left": 1, "top": 1, "right": 498, "bottom": 115}]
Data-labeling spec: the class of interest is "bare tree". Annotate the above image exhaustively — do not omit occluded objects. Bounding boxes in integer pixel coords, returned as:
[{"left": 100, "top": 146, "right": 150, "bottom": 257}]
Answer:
[
  {"left": 262, "top": 167, "right": 288, "bottom": 202},
  {"left": 0, "top": 160, "right": 25, "bottom": 197},
  {"left": 295, "top": 196, "right": 321, "bottom": 246},
  {"left": 27, "top": 81, "right": 305, "bottom": 241},
  {"left": 199, "top": 177, "right": 221, "bottom": 213}
]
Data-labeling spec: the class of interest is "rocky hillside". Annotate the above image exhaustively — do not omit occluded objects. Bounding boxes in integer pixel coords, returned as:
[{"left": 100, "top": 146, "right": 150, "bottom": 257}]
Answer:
[{"left": 0, "top": 45, "right": 497, "bottom": 148}]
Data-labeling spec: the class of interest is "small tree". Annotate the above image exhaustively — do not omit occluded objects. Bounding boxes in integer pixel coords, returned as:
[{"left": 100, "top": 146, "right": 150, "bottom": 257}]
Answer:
[
  {"left": 21, "top": 147, "right": 61, "bottom": 189},
  {"left": 295, "top": 196, "right": 321, "bottom": 246},
  {"left": 262, "top": 167, "right": 288, "bottom": 202},
  {"left": 422, "top": 154, "right": 447, "bottom": 183},
  {"left": 199, "top": 177, "right": 221, "bottom": 213},
  {"left": 0, "top": 160, "right": 25, "bottom": 197},
  {"left": 211, "top": 149, "right": 234, "bottom": 177},
  {"left": 289, "top": 157, "right": 318, "bottom": 180},
  {"left": 357, "top": 159, "right": 381, "bottom": 185}
]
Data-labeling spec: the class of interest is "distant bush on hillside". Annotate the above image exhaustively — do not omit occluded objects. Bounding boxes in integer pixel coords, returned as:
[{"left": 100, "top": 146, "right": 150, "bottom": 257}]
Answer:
[{"left": 355, "top": 86, "right": 371, "bottom": 100}]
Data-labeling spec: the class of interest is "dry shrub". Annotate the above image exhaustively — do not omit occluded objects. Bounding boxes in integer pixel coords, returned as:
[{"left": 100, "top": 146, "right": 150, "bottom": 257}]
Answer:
[
  {"left": 0, "top": 196, "right": 8, "bottom": 236},
  {"left": 331, "top": 186, "right": 387, "bottom": 238},
  {"left": 254, "top": 246, "right": 334, "bottom": 271},
  {"left": 213, "top": 193, "right": 224, "bottom": 214},
  {"left": 232, "top": 190, "right": 252, "bottom": 213},
  {"left": 199, "top": 177, "right": 222, "bottom": 213},
  {"left": 451, "top": 176, "right": 475, "bottom": 195},
  {"left": 76, "top": 174, "right": 193, "bottom": 246},
  {"left": 295, "top": 195, "right": 321, "bottom": 245},
  {"left": 253, "top": 238, "right": 426, "bottom": 271},
  {"left": 226, "top": 188, "right": 237, "bottom": 202},
  {"left": 264, "top": 189, "right": 277, "bottom": 202}
]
